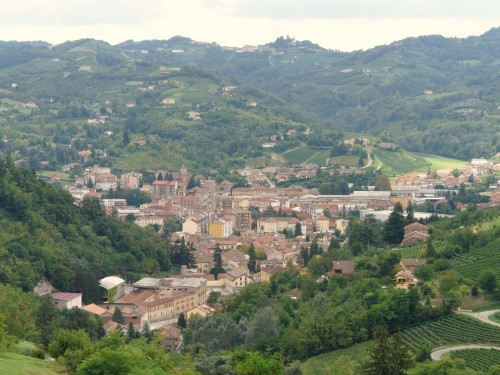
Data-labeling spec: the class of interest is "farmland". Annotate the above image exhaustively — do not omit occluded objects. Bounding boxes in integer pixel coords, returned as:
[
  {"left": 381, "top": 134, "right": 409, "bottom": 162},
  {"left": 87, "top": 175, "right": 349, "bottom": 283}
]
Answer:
[
  {"left": 302, "top": 340, "right": 371, "bottom": 375},
  {"left": 449, "top": 349, "right": 500, "bottom": 372},
  {"left": 373, "top": 150, "right": 430, "bottom": 176},
  {"left": 414, "top": 153, "right": 469, "bottom": 171},
  {"left": 400, "top": 315, "right": 500, "bottom": 352},
  {"left": 452, "top": 238, "right": 500, "bottom": 282},
  {"left": 281, "top": 147, "right": 330, "bottom": 166}
]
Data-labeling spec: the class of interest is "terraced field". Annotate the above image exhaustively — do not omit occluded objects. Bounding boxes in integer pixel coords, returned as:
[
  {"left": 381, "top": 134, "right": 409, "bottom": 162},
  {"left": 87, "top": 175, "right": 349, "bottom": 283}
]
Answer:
[
  {"left": 401, "top": 315, "right": 500, "bottom": 352},
  {"left": 453, "top": 239, "right": 500, "bottom": 282},
  {"left": 449, "top": 349, "right": 500, "bottom": 372},
  {"left": 302, "top": 340, "right": 371, "bottom": 375}
]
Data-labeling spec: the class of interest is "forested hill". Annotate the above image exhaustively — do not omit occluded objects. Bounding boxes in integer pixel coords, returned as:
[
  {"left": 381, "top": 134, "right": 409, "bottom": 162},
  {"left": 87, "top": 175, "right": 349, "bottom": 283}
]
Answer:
[
  {"left": 0, "top": 156, "right": 171, "bottom": 302},
  {"left": 0, "top": 29, "right": 499, "bottom": 173},
  {"left": 119, "top": 29, "right": 500, "bottom": 160}
]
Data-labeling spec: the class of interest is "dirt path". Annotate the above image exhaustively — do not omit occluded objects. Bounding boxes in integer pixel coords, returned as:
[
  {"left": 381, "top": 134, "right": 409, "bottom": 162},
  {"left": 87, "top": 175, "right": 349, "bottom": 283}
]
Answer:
[{"left": 431, "top": 345, "right": 500, "bottom": 360}]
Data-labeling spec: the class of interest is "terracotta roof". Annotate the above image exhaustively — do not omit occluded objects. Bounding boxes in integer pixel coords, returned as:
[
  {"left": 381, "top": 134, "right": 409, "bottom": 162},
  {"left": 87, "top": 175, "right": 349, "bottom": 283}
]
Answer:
[
  {"left": 331, "top": 260, "right": 356, "bottom": 275},
  {"left": 81, "top": 303, "right": 107, "bottom": 316},
  {"left": 116, "top": 289, "right": 156, "bottom": 304},
  {"left": 51, "top": 292, "right": 82, "bottom": 301}
]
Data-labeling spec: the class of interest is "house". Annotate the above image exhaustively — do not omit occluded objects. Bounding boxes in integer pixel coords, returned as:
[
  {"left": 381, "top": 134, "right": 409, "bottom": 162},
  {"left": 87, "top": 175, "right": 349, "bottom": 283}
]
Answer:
[
  {"left": 183, "top": 213, "right": 210, "bottom": 235},
  {"left": 81, "top": 303, "right": 147, "bottom": 330},
  {"left": 226, "top": 269, "right": 254, "bottom": 293},
  {"left": 162, "top": 98, "right": 176, "bottom": 105},
  {"left": 186, "top": 304, "right": 215, "bottom": 319},
  {"left": 51, "top": 292, "right": 82, "bottom": 311},
  {"left": 315, "top": 216, "right": 331, "bottom": 233},
  {"left": 221, "top": 249, "right": 248, "bottom": 271},
  {"left": 329, "top": 261, "right": 356, "bottom": 276},
  {"left": 400, "top": 259, "right": 427, "bottom": 273},
  {"left": 135, "top": 216, "right": 164, "bottom": 229},
  {"left": 402, "top": 222, "right": 429, "bottom": 246},
  {"left": 152, "top": 180, "right": 178, "bottom": 199},
  {"left": 393, "top": 270, "right": 418, "bottom": 289},
  {"left": 260, "top": 264, "right": 284, "bottom": 283},
  {"left": 160, "top": 325, "right": 183, "bottom": 352},
  {"left": 133, "top": 277, "right": 208, "bottom": 305}
]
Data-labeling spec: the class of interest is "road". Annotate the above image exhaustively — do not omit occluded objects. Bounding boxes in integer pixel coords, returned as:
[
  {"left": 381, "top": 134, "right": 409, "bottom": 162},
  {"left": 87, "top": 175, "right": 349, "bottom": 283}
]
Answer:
[
  {"left": 431, "top": 345, "right": 500, "bottom": 360},
  {"left": 460, "top": 309, "right": 500, "bottom": 328},
  {"left": 431, "top": 309, "right": 500, "bottom": 361}
]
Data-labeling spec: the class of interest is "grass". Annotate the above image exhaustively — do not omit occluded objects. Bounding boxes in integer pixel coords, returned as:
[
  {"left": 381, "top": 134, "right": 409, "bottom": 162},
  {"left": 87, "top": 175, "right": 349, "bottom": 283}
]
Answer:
[
  {"left": 472, "top": 302, "right": 500, "bottom": 313},
  {"left": 302, "top": 340, "right": 371, "bottom": 375},
  {"left": 393, "top": 246, "right": 425, "bottom": 258},
  {"left": 36, "top": 170, "right": 73, "bottom": 180},
  {"left": 413, "top": 152, "right": 469, "bottom": 171},
  {"left": 373, "top": 150, "right": 430, "bottom": 177},
  {"left": 488, "top": 312, "right": 500, "bottom": 324},
  {"left": 449, "top": 349, "right": 500, "bottom": 372},
  {"left": 0, "top": 352, "right": 62, "bottom": 374}
]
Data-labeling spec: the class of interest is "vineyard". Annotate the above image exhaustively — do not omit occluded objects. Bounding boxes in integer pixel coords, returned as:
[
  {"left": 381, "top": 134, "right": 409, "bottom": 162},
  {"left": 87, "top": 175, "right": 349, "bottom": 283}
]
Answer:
[
  {"left": 393, "top": 246, "right": 424, "bottom": 259},
  {"left": 449, "top": 349, "right": 500, "bottom": 372},
  {"left": 373, "top": 150, "right": 430, "bottom": 176},
  {"left": 400, "top": 315, "right": 500, "bottom": 352},
  {"left": 452, "top": 238, "right": 500, "bottom": 282},
  {"left": 302, "top": 340, "right": 371, "bottom": 375}
]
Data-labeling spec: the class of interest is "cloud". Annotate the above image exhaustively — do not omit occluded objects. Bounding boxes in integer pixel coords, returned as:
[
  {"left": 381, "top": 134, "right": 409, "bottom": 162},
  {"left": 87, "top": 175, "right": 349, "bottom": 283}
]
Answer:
[
  {"left": 211, "top": 0, "right": 500, "bottom": 19},
  {"left": 0, "top": 0, "right": 163, "bottom": 26}
]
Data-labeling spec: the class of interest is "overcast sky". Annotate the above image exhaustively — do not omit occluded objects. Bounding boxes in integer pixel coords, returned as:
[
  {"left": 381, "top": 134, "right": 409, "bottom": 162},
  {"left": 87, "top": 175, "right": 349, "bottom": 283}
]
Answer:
[{"left": 0, "top": 1, "right": 498, "bottom": 51}]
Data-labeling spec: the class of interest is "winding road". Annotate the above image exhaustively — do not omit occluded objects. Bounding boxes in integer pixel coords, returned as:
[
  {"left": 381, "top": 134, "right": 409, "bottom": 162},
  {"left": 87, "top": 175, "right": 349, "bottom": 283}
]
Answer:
[{"left": 431, "top": 309, "right": 500, "bottom": 361}]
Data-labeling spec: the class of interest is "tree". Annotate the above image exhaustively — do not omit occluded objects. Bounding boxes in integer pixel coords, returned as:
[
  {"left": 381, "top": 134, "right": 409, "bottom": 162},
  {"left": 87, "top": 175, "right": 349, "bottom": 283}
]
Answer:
[
  {"left": 210, "top": 244, "right": 225, "bottom": 278},
  {"left": 112, "top": 307, "right": 125, "bottom": 324},
  {"left": 363, "top": 328, "right": 413, "bottom": 375},
  {"left": 86, "top": 178, "right": 94, "bottom": 188},
  {"left": 300, "top": 246, "right": 309, "bottom": 267},
  {"left": 195, "top": 355, "right": 234, "bottom": 375},
  {"left": 375, "top": 175, "right": 391, "bottom": 191},
  {"left": 178, "top": 312, "right": 187, "bottom": 329},
  {"left": 426, "top": 236, "right": 436, "bottom": 258},
  {"left": 231, "top": 350, "right": 283, "bottom": 375},
  {"left": 127, "top": 322, "right": 137, "bottom": 342},
  {"left": 295, "top": 221, "right": 302, "bottom": 236},
  {"left": 284, "top": 361, "right": 304, "bottom": 375},
  {"left": 247, "top": 243, "right": 257, "bottom": 273},
  {"left": 80, "top": 196, "right": 104, "bottom": 221},
  {"left": 405, "top": 200, "right": 415, "bottom": 224},
  {"left": 187, "top": 176, "right": 198, "bottom": 190},
  {"left": 157, "top": 172, "right": 163, "bottom": 180},
  {"left": 439, "top": 270, "right": 459, "bottom": 295},
  {"left": 478, "top": 269, "right": 497, "bottom": 293},
  {"left": 246, "top": 306, "right": 279, "bottom": 347},
  {"left": 383, "top": 203, "right": 405, "bottom": 244},
  {"left": 122, "top": 131, "right": 130, "bottom": 145}
]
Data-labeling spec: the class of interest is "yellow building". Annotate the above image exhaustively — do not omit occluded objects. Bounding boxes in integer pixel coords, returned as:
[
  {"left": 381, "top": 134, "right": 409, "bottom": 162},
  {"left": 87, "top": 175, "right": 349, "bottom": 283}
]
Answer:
[{"left": 209, "top": 219, "right": 233, "bottom": 238}]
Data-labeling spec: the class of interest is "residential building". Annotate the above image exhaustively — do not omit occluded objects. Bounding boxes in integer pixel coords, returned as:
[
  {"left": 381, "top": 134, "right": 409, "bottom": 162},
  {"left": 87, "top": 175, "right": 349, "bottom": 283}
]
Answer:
[{"left": 51, "top": 292, "right": 82, "bottom": 311}]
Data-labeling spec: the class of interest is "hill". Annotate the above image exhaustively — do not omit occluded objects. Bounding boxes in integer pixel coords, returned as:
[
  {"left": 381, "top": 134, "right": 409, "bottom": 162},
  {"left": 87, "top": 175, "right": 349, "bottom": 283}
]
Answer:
[
  {"left": 0, "top": 352, "right": 62, "bottom": 374},
  {"left": 119, "top": 30, "right": 500, "bottom": 161}
]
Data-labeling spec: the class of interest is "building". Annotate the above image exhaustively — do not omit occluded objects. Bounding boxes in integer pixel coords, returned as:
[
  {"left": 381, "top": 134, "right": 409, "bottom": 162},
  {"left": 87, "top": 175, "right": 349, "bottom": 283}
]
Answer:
[
  {"left": 135, "top": 216, "right": 164, "bottom": 229},
  {"left": 133, "top": 277, "right": 208, "bottom": 305},
  {"left": 393, "top": 270, "right": 419, "bottom": 289},
  {"left": 121, "top": 172, "right": 141, "bottom": 189},
  {"left": 99, "top": 276, "right": 126, "bottom": 303},
  {"left": 209, "top": 218, "right": 233, "bottom": 238},
  {"left": 400, "top": 259, "right": 427, "bottom": 273},
  {"left": 51, "top": 292, "right": 82, "bottom": 311},
  {"left": 152, "top": 180, "right": 178, "bottom": 199},
  {"left": 330, "top": 261, "right": 356, "bottom": 276},
  {"left": 402, "top": 222, "right": 429, "bottom": 246}
]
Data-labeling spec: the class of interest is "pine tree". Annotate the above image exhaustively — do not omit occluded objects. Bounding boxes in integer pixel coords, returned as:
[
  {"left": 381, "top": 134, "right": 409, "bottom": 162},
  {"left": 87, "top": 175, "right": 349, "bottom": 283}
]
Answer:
[
  {"left": 309, "top": 238, "right": 319, "bottom": 257},
  {"left": 112, "top": 307, "right": 124, "bottom": 324},
  {"left": 187, "top": 176, "right": 197, "bottom": 190},
  {"left": 426, "top": 236, "right": 436, "bottom": 258},
  {"left": 157, "top": 172, "right": 163, "bottom": 180},
  {"left": 247, "top": 243, "right": 257, "bottom": 273},
  {"left": 294, "top": 222, "right": 302, "bottom": 236},
  {"left": 127, "top": 322, "right": 137, "bottom": 342},
  {"left": 383, "top": 203, "right": 405, "bottom": 244},
  {"left": 210, "top": 244, "right": 225, "bottom": 278},
  {"left": 178, "top": 312, "right": 187, "bottom": 329},
  {"left": 405, "top": 200, "right": 415, "bottom": 224},
  {"left": 141, "top": 322, "right": 152, "bottom": 343},
  {"left": 300, "top": 246, "right": 309, "bottom": 267}
]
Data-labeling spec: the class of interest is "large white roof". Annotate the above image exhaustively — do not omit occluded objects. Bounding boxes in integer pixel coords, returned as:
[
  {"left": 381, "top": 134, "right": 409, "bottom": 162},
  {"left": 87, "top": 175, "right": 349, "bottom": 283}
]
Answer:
[{"left": 99, "top": 276, "right": 125, "bottom": 290}]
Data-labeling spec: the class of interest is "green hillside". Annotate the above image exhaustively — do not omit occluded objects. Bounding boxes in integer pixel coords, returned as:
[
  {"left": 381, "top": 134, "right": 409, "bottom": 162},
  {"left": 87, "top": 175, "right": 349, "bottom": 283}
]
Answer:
[{"left": 0, "top": 352, "right": 62, "bottom": 375}]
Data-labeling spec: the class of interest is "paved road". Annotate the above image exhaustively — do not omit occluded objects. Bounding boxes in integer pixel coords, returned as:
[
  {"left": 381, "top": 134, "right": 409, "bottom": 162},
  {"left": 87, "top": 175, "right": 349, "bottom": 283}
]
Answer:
[
  {"left": 460, "top": 309, "right": 500, "bottom": 328},
  {"left": 431, "top": 345, "right": 500, "bottom": 360}
]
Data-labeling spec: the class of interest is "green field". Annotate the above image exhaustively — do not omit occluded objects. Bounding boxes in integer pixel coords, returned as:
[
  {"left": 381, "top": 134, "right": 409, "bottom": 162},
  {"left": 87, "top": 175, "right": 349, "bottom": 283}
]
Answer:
[
  {"left": 329, "top": 155, "right": 362, "bottom": 167},
  {"left": 0, "top": 352, "right": 62, "bottom": 374},
  {"left": 452, "top": 238, "right": 500, "bottom": 282},
  {"left": 373, "top": 150, "right": 430, "bottom": 176},
  {"left": 282, "top": 147, "right": 330, "bottom": 165},
  {"left": 414, "top": 153, "right": 469, "bottom": 171},
  {"left": 449, "top": 349, "right": 500, "bottom": 372},
  {"left": 489, "top": 312, "right": 500, "bottom": 324},
  {"left": 400, "top": 315, "right": 500, "bottom": 352},
  {"left": 302, "top": 340, "right": 371, "bottom": 375}
]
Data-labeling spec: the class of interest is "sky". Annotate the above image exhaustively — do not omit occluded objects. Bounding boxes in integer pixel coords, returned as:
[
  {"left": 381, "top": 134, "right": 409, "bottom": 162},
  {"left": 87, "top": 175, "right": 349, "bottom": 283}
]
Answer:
[{"left": 0, "top": 1, "right": 498, "bottom": 51}]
